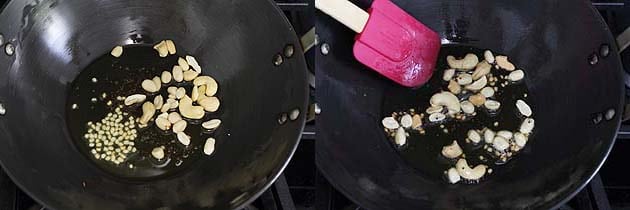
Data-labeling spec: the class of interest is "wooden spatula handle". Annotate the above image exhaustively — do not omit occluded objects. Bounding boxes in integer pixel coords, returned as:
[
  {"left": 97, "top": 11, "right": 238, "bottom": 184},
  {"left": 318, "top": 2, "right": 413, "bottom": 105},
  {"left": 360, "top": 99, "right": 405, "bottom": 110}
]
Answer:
[{"left": 315, "top": 0, "right": 369, "bottom": 33}]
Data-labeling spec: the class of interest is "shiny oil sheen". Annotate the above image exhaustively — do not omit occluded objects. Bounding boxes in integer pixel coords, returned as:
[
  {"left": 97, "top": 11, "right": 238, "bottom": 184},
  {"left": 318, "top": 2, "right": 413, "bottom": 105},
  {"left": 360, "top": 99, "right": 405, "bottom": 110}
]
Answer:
[
  {"left": 382, "top": 45, "right": 530, "bottom": 182},
  {"left": 66, "top": 45, "right": 212, "bottom": 179}
]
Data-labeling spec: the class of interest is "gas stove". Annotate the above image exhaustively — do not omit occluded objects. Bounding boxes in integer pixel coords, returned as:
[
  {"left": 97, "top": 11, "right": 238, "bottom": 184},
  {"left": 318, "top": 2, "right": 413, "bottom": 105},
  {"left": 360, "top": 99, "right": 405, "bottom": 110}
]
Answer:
[
  {"left": 0, "top": 0, "right": 316, "bottom": 210},
  {"left": 3, "top": 1, "right": 630, "bottom": 210},
  {"left": 314, "top": 1, "right": 630, "bottom": 210}
]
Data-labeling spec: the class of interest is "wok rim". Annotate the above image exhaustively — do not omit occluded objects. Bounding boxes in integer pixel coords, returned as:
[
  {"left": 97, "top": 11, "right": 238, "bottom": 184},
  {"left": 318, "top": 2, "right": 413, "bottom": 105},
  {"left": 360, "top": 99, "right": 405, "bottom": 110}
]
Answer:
[
  {"left": 0, "top": 0, "right": 310, "bottom": 209},
  {"left": 314, "top": 2, "right": 625, "bottom": 209}
]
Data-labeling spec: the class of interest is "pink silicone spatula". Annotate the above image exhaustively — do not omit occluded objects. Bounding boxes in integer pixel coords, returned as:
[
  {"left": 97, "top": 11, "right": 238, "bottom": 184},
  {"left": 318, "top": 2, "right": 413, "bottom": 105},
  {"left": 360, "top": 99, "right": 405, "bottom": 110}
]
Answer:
[{"left": 316, "top": 0, "right": 441, "bottom": 87}]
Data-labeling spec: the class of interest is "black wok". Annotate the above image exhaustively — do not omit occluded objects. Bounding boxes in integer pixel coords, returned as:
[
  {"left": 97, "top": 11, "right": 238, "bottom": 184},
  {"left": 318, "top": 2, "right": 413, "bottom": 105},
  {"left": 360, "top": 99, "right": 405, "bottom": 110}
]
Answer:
[
  {"left": 0, "top": 0, "right": 308, "bottom": 209},
  {"left": 316, "top": 0, "right": 624, "bottom": 209}
]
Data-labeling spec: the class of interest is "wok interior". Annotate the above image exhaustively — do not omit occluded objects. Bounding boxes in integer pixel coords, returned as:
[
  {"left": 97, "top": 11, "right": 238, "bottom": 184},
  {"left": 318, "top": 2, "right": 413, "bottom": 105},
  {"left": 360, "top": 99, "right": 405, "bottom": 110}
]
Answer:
[
  {"left": 316, "top": 0, "right": 623, "bottom": 209},
  {"left": 0, "top": 0, "right": 306, "bottom": 209}
]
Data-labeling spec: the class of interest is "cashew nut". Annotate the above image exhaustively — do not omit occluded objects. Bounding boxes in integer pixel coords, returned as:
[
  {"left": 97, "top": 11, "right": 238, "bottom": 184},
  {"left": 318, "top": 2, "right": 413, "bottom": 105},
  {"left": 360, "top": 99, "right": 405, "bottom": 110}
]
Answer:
[
  {"left": 153, "top": 41, "right": 168, "bottom": 57},
  {"left": 180, "top": 106, "right": 205, "bottom": 120},
  {"left": 179, "top": 95, "right": 205, "bottom": 119},
  {"left": 484, "top": 50, "right": 495, "bottom": 63},
  {"left": 469, "top": 94, "right": 486, "bottom": 106},
  {"left": 382, "top": 117, "right": 400, "bottom": 129},
  {"left": 514, "top": 132, "right": 528, "bottom": 147},
  {"left": 157, "top": 112, "right": 168, "bottom": 120},
  {"left": 124, "top": 94, "right": 146, "bottom": 106},
  {"left": 516, "top": 100, "right": 532, "bottom": 117},
  {"left": 198, "top": 85, "right": 207, "bottom": 98},
  {"left": 151, "top": 146, "right": 165, "bottom": 159},
  {"left": 468, "top": 130, "right": 481, "bottom": 143},
  {"left": 178, "top": 57, "right": 189, "bottom": 71},
  {"left": 520, "top": 118, "right": 535, "bottom": 134},
  {"left": 192, "top": 86, "right": 199, "bottom": 102},
  {"left": 480, "top": 87, "right": 495, "bottom": 98},
  {"left": 461, "top": 101, "right": 475, "bottom": 114},
  {"left": 492, "top": 136, "right": 509, "bottom": 151},
  {"left": 154, "top": 95, "right": 164, "bottom": 110},
  {"left": 447, "top": 168, "right": 461, "bottom": 184},
  {"left": 443, "top": 69, "right": 455, "bottom": 81},
  {"left": 139, "top": 102, "right": 156, "bottom": 125},
  {"left": 411, "top": 114, "right": 422, "bottom": 129},
  {"left": 204, "top": 138, "right": 216, "bottom": 155},
  {"left": 141, "top": 79, "right": 159, "bottom": 93},
  {"left": 198, "top": 97, "right": 220, "bottom": 112},
  {"left": 430, "top": 92, "right": 461, "bottom": 114},
  {"left": 173, "top": 120, "right": 187, "bottom": 133},
  {"left": 447, "top": 54, "right": 478, "bottom": 70},
  {"left": 186, "top": 55, "right": 202, "bottom": 73},
  {"left": 165, "top": 40, "right": 176, "bottom": 55},
  {"left": 496, "top": 56, "right": 515, "bottom": 71},
  {"left": 472, "top": 61, "right": 491, "bottom": 80},
  {"left": 183, "top": 70, "right": 200, "bottom": 81},
  {"left": 160, "top": 96, "right": 179, "bottom": 112},
  {"left": 429, "top": 113, "right": 446, "bottom": 122},
  {"left": 456, "top": 73, "right": 473, "bottom": 85},
  {"left": 167, "top": 99, "right": 179, "bottom": 109},
  {"left": 110, "top": 46, "right": 123, "bottom": 57},
  {"left": 508, "top": 70, "right": 525, "bottom": 82},
  {"left": 155, "top": 117, "right": 171, "bottom": 131},
  {"left": 160, "top": 102, "right": 171, "bottom": 113},
  {"left": 441, "top": 140, "right": 463, "bottom": 158},
  {"left": 172, "top": 65, "right": 184, "bottom": 82},
  {"left": 193, "top": 76, "right": 212, "bottom": 86},
  {"left": 484, "top": 100, "right": 501, "bottom": 111},
  {"left": 484, "top": 129, "right": 495, "bottom": 144},
  {"left": 168, "top": 112, "right": 182, "bottom": 124},
  {"left": 194, "top": 76, "right": 219, "bottom": 96},
  {"left": 395, "top": 127, "right": 406, "bottom": 146},
  {"left": 175, "top": 87, "right": 186, "bottom": 99},
  {"left": 465, "top": 76, "right": 487, "bottom": 91},
  {"left": 152, "top": 76, "right": 162, "bottom": 92},
  {"left": 205, "top": 83, "right": 217, "bottom": 96},
  {"left": 176, "top": 132, "right": 191, "bottom": 146},
  {"left": 448, "top": 80, "right": 461, "bottom": 94},
  {"left": 400, "top": 114, "right": 412, "bottom": 128},
  {"left": 455, "top": 159, "right": 487, "bottom": 181},
  {"left": 202, "top": 119, "right": 222, "bottom": 130},
  {"left": 497, "top": 130, "right": 513, "bottom": 140},
  {"left": 426, "top": 106, "right": 443, "bottom": 114},
  {"left": 161, "top": 71, "right": 172, "bottom": 84},
  {"left": 167, "top": 86, "right": 177, "bottom": 95}
]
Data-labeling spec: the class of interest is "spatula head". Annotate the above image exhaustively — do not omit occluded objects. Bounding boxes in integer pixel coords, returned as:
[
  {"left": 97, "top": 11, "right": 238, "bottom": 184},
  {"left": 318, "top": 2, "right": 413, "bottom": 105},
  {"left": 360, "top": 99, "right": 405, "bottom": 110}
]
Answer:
[{"left": 353, "top": 0, "right": 441, "bottom": 87}]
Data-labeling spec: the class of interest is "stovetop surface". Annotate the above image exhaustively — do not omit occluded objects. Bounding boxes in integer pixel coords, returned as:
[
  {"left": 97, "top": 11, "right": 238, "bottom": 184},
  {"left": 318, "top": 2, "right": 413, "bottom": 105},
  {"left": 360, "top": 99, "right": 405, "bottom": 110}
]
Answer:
[{"left": 2, "top": 0, "right": 630, "bottom": 210}]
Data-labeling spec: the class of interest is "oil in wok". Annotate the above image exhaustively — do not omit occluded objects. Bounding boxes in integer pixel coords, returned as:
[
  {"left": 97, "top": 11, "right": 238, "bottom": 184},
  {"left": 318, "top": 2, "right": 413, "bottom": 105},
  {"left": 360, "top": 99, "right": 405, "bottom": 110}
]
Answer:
[
  {"left": 381, "top": 45, "right": 534, "bottom": 184},
  {"left": 66, "top": 45, "right": 219, "bottom": 179}
]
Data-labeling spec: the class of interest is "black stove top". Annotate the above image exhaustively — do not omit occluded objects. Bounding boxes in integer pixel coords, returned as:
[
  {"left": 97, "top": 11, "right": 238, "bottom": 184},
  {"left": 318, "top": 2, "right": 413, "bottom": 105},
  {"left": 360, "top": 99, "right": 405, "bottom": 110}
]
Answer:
[{"left": 3, "top": 1, "right": 630, "bottom": 210}]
